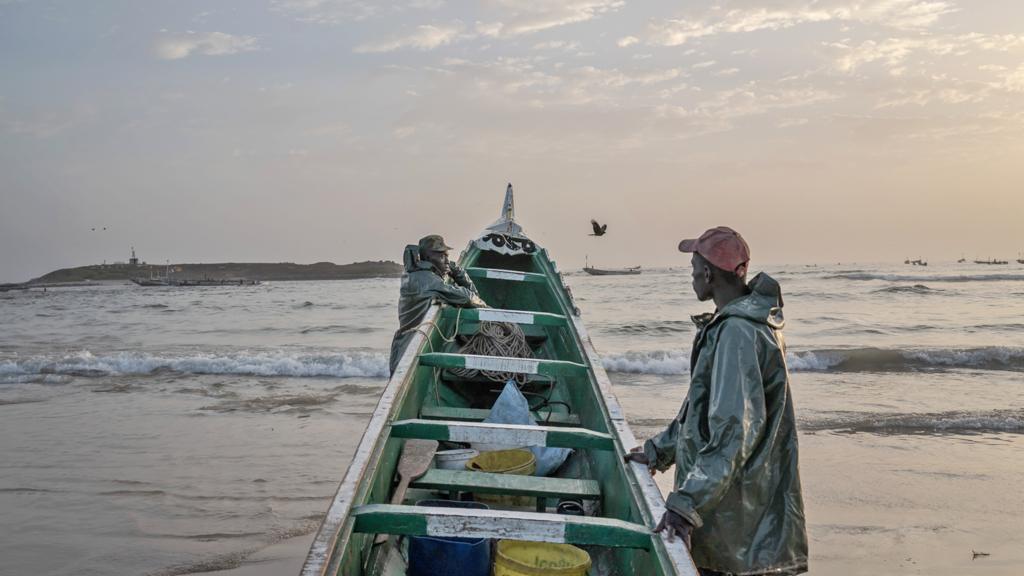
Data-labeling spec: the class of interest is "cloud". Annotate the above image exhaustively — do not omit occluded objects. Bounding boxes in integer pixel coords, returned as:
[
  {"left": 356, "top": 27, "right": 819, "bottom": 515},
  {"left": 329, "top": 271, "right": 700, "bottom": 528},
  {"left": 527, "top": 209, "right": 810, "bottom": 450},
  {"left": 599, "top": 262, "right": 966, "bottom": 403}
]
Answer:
[
  {"left": 477, "top": 0, "right": 624, "bottom": 38},
  {"left": 999, "top": 65, "right": 1024, "bottom": 93},
  {"left": 270, "top": 0, "right": 379, "bottom": 23},
  {"left": 645, "top": 0, "right": 957, "bottom": 47},
  {"left": 828, "top": 33, "right": 1024, "bottom": 74},
  {"left": 657, "top": 82, "right": 838, "bottom": 132},
  {"left": 154, "top": 32, "right": 259, "bottom": 60},
  {"left": 354, "top": 23, "right": 464, "bottom": 53},
  {"left": 617, "top": 36, "right": 639, "bottom": 48},
  {"left": 532, "top": 40, "right": 581, "bottom": 51},
  {"left": 271, "top": 0, "right": 443, "bottom": 24}
]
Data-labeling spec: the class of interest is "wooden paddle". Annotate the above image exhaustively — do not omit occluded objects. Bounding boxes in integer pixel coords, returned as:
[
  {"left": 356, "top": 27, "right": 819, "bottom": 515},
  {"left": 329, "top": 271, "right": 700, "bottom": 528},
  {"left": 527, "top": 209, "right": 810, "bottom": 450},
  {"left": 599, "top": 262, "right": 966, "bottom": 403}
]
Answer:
[{"left": 374, "top": 438, "right": 438, "bottom": 545}]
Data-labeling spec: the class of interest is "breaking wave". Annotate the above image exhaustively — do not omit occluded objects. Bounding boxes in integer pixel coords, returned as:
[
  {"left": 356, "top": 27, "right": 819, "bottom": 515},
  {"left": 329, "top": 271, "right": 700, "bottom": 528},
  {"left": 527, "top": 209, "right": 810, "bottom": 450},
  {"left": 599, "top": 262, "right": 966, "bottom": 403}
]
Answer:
[
  {"left": 602, "top": 350, "right": 688, "bottom": 375},
  {"left": 871, "top": 284, "right": 942, "bottom": 294},
  {"left": 787, "top": 346, "right": 1024, "bottom": 372},
  {"left": 0, "top": 349, "right": 389, "bottom": 380},
  {"left": 605, "top": 320, "right": 691, "bottom": 336},
  {"left": 803, "top": 409, "right": 1024, "bottom": 435},
  {"left": 825, "top": 273, "right": 1024, "bottom": 283},
  {"left": 602, "top": 346, "right": 1024, "bottom": 375}
]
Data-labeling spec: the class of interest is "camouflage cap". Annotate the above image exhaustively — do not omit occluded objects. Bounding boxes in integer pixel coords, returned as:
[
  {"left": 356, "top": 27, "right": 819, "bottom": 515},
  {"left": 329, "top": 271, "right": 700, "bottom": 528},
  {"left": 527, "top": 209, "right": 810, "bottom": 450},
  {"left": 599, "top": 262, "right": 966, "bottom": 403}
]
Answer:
[{"left": 418, "top": 234, "right": 453, "bottom": 253}]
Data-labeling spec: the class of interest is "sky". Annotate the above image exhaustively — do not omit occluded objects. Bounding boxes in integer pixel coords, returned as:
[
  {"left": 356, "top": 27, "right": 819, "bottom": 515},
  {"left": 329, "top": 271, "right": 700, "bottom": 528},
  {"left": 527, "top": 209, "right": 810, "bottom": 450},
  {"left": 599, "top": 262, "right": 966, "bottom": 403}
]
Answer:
[{"left": 2, "top": 0, "right": 1023, "bottom": 282}]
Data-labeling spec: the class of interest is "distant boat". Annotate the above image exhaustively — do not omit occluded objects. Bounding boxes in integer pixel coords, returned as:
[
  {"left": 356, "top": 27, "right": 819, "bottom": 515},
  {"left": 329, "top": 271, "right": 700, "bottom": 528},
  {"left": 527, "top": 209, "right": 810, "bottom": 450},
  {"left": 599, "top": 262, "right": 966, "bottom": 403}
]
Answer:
[
  {"left": 583, "top": 266, "right": 642, "bottom": 276},
  {"left": 905, "top": 258, "right": 927, "bottom": 266},
  {"left": 974, "top": 258, "right": 1008, "bottom": 265},
  {"left": 582, "top": 256, "right": 641, "bottom": 275}
]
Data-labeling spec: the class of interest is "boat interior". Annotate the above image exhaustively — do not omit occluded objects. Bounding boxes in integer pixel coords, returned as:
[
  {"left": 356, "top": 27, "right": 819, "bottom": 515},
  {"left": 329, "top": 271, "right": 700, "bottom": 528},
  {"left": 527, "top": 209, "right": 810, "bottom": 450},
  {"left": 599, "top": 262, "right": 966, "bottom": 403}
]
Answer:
[{"left": 328, "top": 244, "right": 674, "bottom": 576}]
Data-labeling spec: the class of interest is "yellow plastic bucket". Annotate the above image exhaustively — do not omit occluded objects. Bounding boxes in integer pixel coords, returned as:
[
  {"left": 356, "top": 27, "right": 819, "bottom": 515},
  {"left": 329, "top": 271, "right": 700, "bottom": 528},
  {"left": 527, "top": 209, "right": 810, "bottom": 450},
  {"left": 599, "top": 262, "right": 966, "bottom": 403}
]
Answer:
[
  {"left": 466, "top": 449, "right": 536, "bottom": 506},
  {"left": 493, "top": 540, "right": 592, "bottom": 576}
]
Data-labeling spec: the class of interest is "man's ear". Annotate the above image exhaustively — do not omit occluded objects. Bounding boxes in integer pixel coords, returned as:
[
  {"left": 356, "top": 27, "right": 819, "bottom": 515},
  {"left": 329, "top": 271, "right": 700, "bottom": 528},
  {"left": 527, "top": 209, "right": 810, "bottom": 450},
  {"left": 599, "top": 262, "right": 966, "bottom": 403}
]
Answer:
[{"left": 735, "top": 262, "right": 747, "bottom": 278}]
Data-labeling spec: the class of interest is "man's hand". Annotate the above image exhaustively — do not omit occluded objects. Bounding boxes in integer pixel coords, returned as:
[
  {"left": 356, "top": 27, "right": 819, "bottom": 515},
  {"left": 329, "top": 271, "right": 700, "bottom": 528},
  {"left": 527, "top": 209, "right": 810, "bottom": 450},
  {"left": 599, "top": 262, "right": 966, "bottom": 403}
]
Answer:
[
  {"left": 624, "top": 446, "right": 656, "bottom": 476},
  {"left": 447, "top": 261, "right": 464, "bottom": 278},
  {"left": 654, "top": 509, "right": 693, "bottom": 549}
]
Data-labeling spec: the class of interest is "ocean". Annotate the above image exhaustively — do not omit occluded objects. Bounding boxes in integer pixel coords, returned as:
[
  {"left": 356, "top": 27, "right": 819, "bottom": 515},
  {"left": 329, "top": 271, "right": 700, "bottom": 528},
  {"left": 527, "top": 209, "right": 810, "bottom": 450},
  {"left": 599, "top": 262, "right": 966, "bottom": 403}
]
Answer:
[{"left": 1, "top": 263, "right": 1022, "bottom": 575}]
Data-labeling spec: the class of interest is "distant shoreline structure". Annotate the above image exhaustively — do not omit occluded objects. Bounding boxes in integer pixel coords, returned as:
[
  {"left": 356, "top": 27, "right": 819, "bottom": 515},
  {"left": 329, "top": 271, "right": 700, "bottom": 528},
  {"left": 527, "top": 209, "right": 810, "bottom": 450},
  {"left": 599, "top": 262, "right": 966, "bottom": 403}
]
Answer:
[{"left": 2, "top": 261, "right": 402, "bottom": 290}]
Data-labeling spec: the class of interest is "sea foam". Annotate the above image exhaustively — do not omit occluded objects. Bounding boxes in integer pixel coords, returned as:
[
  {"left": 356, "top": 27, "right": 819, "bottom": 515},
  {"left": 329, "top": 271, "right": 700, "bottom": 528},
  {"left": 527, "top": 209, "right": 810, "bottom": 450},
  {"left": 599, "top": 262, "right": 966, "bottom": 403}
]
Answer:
[
  {"left": 0, "top": 349, "right": 389, "bottom": 380},
  {"left": 601, "top": 346, "right": 1024, "bottom": 375}
]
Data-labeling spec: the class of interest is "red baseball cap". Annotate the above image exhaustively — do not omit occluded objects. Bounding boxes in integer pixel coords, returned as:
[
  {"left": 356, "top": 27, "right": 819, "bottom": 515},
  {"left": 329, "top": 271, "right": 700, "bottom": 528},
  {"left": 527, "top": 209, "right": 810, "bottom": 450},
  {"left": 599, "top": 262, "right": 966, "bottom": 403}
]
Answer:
[{"left": 678, "top": 226, "right": 750, "bottom": 273}]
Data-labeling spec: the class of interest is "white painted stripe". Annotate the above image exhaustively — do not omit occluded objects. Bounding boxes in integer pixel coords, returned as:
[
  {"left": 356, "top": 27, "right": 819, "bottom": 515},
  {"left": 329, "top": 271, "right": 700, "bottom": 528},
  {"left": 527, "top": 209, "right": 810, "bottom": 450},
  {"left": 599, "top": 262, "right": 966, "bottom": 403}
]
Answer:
[
  {"left": 464, "top": 355, "right": 540, "bottom": 374},
  {"left": 486, "top": 269, "right": 526, "bottom": 282},
  {"left": 449, "top": 423, "right": 548, "bottom": 447},
  {"left": 478, "top": 309, "right": 535, "bottom": 325},
  {"left": 426, "top": 514, "right": 567, "bottom": 543}
]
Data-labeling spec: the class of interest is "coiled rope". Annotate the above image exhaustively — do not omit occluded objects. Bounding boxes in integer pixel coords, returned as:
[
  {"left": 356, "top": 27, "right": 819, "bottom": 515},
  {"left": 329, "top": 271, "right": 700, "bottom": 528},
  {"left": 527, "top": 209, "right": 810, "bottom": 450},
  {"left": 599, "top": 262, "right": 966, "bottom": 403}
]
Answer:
[{"left": 451, "top": 321, "right": 533, "bottom": 384}]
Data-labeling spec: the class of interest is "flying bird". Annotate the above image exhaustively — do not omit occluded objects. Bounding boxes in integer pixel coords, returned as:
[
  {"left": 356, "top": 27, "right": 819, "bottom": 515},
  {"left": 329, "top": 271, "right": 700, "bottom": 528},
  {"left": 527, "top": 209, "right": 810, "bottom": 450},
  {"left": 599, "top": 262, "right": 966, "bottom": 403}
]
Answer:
[{"left": 590, "top": 219, "right": 608, "bottom": 236}]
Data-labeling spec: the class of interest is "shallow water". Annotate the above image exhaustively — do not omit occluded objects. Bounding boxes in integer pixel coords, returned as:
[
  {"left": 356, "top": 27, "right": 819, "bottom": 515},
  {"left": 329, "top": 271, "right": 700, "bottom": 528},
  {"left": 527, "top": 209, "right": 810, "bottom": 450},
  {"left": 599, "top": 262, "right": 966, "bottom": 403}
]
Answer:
[{"left": 1, "top": 263, "right": 1022, "bottom": 575}]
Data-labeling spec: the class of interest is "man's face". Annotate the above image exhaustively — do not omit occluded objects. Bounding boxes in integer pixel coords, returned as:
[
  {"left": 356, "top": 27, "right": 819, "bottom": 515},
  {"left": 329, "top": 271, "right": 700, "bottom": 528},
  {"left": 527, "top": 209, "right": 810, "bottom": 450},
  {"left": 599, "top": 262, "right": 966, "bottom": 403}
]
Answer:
[
  {"left": 691, "top": 254, "right": 712, "bottom": 302},
  {"left": 425, "top": 249, "right": 449, "bottom": 273}
]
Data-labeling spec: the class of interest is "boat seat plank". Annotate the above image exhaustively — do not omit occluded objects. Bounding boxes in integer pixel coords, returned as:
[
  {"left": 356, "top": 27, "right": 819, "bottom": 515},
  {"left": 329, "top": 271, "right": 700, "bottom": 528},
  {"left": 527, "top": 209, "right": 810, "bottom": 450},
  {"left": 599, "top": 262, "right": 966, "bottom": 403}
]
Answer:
[
  {"left": 420, "top": 406, "right": 580, "bottom": 427},
  {"left": 390, "top": 419, "right": 614, "bottom": 451},
  {"left": 466, "top": 267, "right": 548, "bottom": 284},
  {"left": 441, "top": 307, "right": 567, "bottom": 327},
  {"left": 410, "top": 469, "right": 600, "bottom": 500},
  {"left": 458, "top": 321, "right": 548, "bottom": 342},
  {"left": 353, "top": 504, "right": 651, "bottom": 549},
  {"left": 419, "top": 353, "right": 586, "bottom": 377}
]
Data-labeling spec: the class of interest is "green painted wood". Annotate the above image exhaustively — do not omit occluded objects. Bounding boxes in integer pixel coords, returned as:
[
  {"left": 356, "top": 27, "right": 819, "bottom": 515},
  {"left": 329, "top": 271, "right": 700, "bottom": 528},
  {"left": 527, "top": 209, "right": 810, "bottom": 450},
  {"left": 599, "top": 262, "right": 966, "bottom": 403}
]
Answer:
[
  {"left": 351, "top": 504, "right": 653, "bottom": 549},
  {"left": 389, "top": 419, "right": 615, "bottom": 450},
  {"left": 418, "top": 352, "right": 586, "bottom": 377},
  {"left": 466, "top": 267, "right": 549, "bottom": 284},
  {"left": 419, "top": 406, "right": 581, "bottom": 426},
  {"left": 410, "top": 469, "right": 601, "bottom": 500},
  {"left": 440, "top": 306, "right": 568, "bottom": 327},
  {"left": 459, "top": 321, "right": 548, "bottom": 341}
]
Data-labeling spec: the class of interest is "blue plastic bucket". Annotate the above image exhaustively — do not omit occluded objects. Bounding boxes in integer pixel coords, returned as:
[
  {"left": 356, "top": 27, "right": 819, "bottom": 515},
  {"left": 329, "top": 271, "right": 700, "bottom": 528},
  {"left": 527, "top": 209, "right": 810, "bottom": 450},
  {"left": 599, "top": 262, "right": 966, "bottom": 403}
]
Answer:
[{"left": 408, "top": 499, "right": 491, "bottom": 576}]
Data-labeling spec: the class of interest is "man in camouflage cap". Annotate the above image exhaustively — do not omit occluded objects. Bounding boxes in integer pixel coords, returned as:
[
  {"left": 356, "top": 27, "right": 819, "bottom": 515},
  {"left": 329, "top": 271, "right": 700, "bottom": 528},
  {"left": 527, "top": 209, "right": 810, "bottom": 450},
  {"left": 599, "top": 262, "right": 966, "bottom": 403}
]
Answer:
[{"left": 388, "top": 235, "right": 487, "bottom": 375}]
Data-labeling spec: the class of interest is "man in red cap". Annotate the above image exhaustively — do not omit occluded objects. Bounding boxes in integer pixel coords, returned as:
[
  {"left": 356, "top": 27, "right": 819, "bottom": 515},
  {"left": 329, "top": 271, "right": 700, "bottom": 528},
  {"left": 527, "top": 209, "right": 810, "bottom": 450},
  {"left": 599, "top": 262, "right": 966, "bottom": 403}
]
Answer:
[{"left": 627, "top": 226, "right": 808, "bottom": 576}]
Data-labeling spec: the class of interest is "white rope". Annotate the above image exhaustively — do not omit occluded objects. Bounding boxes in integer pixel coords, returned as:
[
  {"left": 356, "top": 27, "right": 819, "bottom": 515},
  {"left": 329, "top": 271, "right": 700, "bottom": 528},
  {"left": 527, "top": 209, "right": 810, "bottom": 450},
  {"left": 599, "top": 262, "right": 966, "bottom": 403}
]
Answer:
[{"left": 451, "top": 320, "right": 533, "bottom": 384}]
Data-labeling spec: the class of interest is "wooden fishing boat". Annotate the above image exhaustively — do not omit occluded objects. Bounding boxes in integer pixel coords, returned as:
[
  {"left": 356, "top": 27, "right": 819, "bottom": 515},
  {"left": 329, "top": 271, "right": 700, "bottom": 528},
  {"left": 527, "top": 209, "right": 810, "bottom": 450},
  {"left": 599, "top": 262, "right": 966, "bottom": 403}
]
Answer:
[
  {"left": 302, "top": 185, "right": 696, "bottom": 576},
  {"left": 583, "top": 266, "right": 642, "bottom": 276}
]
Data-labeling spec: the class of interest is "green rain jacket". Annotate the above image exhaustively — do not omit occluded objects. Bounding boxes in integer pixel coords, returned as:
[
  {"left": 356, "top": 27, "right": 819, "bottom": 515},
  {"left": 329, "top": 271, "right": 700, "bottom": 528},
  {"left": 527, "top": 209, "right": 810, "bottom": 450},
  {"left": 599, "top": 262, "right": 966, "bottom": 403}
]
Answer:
[
  {"left": 388, "top": 245, "right": 483, "bottom": 375},
  {"left": 644, "top": 273, "right": 808, "bottom": 576}
]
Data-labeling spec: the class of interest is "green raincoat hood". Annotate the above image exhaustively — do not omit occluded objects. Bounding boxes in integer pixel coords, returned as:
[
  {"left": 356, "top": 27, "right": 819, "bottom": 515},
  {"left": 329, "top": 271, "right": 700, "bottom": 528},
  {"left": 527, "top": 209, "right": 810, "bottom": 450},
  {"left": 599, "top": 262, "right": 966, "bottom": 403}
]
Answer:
[
  {"left": 645, "top": 273, "right": 808, "bottom": 575},
  {"left": 719, "top": 272, "right": 785, "bottom": 329}
]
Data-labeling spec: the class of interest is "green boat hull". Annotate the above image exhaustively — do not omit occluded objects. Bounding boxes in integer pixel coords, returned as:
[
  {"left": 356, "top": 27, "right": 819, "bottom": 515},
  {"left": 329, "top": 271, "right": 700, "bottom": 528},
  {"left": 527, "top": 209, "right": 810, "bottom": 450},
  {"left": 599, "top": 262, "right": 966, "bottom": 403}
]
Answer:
[{"left": 303, "top": 188, "right": 697, "bottom": 576}]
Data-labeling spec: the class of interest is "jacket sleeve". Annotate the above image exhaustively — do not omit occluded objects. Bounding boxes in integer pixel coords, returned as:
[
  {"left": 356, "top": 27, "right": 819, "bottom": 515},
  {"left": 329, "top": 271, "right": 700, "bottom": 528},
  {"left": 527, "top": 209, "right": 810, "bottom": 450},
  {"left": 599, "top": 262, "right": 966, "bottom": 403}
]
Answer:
[
  {"left": 665, "top": 319, "right": 767, "bottom": 528},
  {"left": 643, "top": 402, "right": 686, "bottom": 472},
  {"left": 422, "top": 273, "right": 480, "bottom": 306},
  {"left": 448, "top": 265, "right": 479, "bottom": 294}
]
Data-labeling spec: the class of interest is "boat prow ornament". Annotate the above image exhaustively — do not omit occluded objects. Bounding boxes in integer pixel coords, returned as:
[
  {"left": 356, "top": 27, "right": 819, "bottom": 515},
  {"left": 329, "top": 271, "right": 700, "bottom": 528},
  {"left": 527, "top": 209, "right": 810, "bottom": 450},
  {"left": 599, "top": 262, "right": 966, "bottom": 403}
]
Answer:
[{"left": 477, "top": 183, "right": 537, "bottom": 255}]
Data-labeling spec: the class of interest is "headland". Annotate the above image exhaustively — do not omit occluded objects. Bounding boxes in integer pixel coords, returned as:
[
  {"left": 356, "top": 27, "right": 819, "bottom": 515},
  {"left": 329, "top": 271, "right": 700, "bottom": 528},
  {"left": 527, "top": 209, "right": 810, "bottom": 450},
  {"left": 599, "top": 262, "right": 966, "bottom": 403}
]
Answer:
[{"left": 5, "top": 261, "right": 402, "bottom": 289}]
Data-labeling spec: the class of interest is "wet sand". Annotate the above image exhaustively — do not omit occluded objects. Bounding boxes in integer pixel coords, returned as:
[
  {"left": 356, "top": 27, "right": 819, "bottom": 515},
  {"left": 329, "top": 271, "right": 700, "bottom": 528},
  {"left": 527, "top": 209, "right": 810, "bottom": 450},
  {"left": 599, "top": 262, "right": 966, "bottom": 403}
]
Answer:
[{"left": 198, "top": 534, "right": 315, "bottom": 576}]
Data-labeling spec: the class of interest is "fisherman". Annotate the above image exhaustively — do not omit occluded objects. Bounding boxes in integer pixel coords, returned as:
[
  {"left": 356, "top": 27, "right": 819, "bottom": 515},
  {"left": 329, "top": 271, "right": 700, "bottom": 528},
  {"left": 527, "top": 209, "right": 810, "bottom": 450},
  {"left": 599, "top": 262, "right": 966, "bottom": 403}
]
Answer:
[
  {"left": 388, "top": 234, "right": 487, "bottom": 375},
  {"left": 626, "top": 226, "right": 808, "bottom": 576}
]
